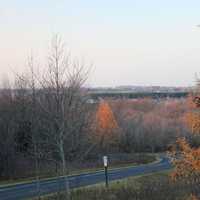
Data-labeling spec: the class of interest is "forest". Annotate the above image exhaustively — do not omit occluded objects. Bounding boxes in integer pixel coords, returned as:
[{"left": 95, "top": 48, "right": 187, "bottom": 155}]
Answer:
[
  {"left": 0, "top": 80, "right": 191, "bottom": 180},
  {"left": 1, "top": 37, "right": 200, "bottom": 200}
]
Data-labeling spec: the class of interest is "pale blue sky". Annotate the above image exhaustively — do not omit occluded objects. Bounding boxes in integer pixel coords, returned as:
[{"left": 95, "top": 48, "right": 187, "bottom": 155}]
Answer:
[{"left": 1, "top": 0, "right": 200, "bottom": 87}]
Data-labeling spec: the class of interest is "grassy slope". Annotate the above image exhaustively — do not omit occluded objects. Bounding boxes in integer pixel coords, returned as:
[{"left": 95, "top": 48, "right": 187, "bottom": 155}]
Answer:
[
  {"left": 38, "top": 169, "right": 195, "bottom": 200},
  {"left": 35, "top": 170, "right": 172, "bottom": 200}
]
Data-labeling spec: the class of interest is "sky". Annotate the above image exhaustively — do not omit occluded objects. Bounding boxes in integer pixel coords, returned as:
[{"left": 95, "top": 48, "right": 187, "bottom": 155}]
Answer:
[{"left": 1, "top": 0, "right": 200, "bottom": 87}]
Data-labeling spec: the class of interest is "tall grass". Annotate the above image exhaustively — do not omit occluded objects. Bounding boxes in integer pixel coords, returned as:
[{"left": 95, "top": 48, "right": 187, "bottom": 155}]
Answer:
[{"left": 38, "top": 172, "right": 200, "bottom": 200}]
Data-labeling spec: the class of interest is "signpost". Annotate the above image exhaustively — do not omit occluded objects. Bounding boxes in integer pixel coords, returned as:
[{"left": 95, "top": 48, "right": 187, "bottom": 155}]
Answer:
[{"left": 103, "top": 156, "right": 108, "bottom": 187}]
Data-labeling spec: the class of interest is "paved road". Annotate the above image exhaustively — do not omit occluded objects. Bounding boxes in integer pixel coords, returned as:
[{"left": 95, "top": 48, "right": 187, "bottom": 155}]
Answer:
[{"left": 0, "top": 157, "right": 171, "bottom": 200}]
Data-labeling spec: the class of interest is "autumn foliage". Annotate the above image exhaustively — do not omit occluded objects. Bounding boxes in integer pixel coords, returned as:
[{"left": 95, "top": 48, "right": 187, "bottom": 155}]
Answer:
[
  {"left": 171, "top": 93, "right": 200, "bottom": 183},
  {"left": 95, "top": 101, "right": 118, "bottom": 132},
  {"left": 171, "top": 137, "right": 200, "bottom": 181},
  {"left": 92, "top": 100, "right": 119, "bottom": 152},
  {"left": 185, "top": 112, "right": 200, "bottom": 135}
]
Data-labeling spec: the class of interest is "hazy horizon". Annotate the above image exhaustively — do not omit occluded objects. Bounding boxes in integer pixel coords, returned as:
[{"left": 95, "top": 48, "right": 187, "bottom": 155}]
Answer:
[
  {"left": 1, "top": 1, "right": 200, "bottom": 87},
  {"left": 88, "top": 84, "right": 191, "bottom": 89}
]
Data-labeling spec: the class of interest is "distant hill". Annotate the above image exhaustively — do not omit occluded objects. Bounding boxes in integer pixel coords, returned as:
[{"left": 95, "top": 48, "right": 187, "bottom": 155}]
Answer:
[{"left": 88, "top": 85, "right": 192, "bottom": 94}]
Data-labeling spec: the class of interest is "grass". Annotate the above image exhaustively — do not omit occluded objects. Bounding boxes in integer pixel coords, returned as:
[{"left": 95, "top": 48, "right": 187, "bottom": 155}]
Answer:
[
  {"left": 76, "top": 169, "right": 171, "bottom": 190},
  {"left": 35, "top": 169, "right": 199, "bottom": 200},
  {"left": 0, "top": 153, "right": 157, "bottom": 188},
  {"left": 32, "top": 170, "right": 173, "bottom": 200}
]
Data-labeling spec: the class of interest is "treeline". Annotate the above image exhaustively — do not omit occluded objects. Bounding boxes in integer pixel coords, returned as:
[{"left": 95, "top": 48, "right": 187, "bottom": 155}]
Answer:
[
  {"left": 90, "top": 91, "right": 188, "bottom": 100},
  {"left": 110, "top": 98, "right": 190, "bottom": 153},
  {"left": 0, "top": 36, "right": 92, "bottom": 180},
  {"left": 0, "top": 92, "right": 191, "bottom": 179},
  {"left": 0, "top": 37, "right": 192, "bottom": 182}
]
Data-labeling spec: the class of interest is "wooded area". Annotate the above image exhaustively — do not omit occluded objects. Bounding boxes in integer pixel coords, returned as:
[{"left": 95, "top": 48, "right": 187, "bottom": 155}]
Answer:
[{"left": 1, "top": 36, "right": 200, "bottom": 200}]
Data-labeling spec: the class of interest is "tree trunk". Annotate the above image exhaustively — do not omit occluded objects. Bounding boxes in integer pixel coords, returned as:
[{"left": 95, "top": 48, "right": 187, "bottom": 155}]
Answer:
[
  {"left": 59, "top": 139, "right": 70, "bottom": 200},
  {"left": 34, "top": 144, "right": 41, "bottom": 200}
]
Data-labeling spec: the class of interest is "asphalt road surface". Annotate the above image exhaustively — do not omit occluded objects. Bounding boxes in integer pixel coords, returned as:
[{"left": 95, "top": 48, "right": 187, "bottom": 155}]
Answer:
[{"left": 0, "top": 157, "right": 171, "bottom": 200}]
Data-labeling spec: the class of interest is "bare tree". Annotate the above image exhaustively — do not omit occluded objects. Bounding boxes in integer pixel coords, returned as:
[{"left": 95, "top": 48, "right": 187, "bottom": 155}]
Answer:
[
  {"left": 28, "top": 55, "right": 41, "bottom": 199},
  {"left": 0, "top": 35, "right": 90, "bottom": 199},
  {"left": 32, "top": 35, "right": 89, "bottom": 199}
]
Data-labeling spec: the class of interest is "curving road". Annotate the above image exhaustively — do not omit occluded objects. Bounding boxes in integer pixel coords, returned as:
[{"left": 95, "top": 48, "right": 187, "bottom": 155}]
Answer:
[{"left": 0, "top": 157, "right": 171, "bottom": 200}]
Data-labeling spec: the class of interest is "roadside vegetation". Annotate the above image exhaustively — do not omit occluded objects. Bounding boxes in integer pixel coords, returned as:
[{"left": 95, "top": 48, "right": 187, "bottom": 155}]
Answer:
[
  {"left": 34, "top": 171, "right": 200, "bottom": 200},
  {"left": 0, "top": 153, "right": 156, "bottom": 186}
]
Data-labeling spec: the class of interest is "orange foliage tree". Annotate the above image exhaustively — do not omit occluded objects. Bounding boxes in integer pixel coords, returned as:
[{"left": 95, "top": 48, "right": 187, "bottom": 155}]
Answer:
[
  {"left": 170, "top": 92, "right": 200, "bottom": 182},
  {"left": 92, "top": 100, "right": 119, "bottom": 152}
]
